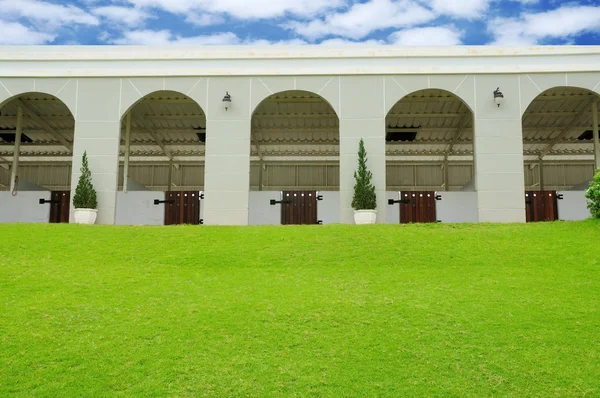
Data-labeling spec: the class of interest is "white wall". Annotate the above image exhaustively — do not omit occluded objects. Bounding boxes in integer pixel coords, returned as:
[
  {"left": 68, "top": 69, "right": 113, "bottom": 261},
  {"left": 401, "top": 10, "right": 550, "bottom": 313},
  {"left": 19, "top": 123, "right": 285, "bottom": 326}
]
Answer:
[
  {"left": 2, "top": 55, "right": 600, "bottom": 225},
  {"left": 249, "top": 191, "right": 281, "bottom": 225},
  {"left": 435, "top": 192, "right": 479, "bottom": 223},
  {"left": 317, "top": 191, "right": 340, "bottom": 224},
  {"left": 386, "top": 191, "right": 400, "bottom": 224},
  {"left": 115, "top": 191, "right": 164, "bottom": 225},
  {"left": 557, "top": 191, "right": 590, "bottom": 221},
  {"left": 0, "top": 191, "right": 50, "bottom": 223}
]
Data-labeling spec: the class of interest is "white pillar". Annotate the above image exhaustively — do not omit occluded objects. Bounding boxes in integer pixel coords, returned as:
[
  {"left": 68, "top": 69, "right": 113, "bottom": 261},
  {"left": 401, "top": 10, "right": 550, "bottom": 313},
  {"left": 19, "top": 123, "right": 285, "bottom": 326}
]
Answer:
[
  {"left": 592, "top": 101, "right": 599, "bottom": 171},
  {"left": 339, "top": 77, "right": 387, "bottom": 223},
  {"left": 473, "top": 76, "right": 525, "bottom": 222},
  {"left": 202, "top": 77, "right": 252, "bottom": 225},
  {"left": 123, "top": 112, "right": 131, "bottom": 192},
  {"left": 9, "top": 105, "right": 23, "bottom": 193},
  {"left": 71, "top": 78, "right": 122, "bottom": 224}
]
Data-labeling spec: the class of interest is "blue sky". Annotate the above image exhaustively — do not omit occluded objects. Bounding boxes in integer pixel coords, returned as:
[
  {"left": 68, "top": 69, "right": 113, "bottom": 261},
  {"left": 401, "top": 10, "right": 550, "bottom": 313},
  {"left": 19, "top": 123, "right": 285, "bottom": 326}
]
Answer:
[{"left": 1, "top": 0, "right": 600, "bottom": 45}]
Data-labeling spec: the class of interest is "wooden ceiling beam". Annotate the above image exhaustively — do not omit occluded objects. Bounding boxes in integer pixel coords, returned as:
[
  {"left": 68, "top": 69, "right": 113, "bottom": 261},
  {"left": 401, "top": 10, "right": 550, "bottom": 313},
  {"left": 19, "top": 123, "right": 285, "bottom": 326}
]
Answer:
[
  {"left": 538, "top": 99, "right": 596, "bottom": 160},
  {"left": 13, "top": 99, "right": 72, "bottom": 152}
]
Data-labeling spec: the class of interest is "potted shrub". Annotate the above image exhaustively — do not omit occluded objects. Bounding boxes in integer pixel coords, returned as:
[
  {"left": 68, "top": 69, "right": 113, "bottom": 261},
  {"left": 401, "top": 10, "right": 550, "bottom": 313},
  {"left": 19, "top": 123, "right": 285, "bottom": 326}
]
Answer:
[
  {"left": 585, "top": 169, "right": 600, "bottom": 219},
  {"left": 73, "top": 151, "right": 98, "bottom": 224},
  {"left": 352, "top": 138, "right": 377, "bottom": 224}
]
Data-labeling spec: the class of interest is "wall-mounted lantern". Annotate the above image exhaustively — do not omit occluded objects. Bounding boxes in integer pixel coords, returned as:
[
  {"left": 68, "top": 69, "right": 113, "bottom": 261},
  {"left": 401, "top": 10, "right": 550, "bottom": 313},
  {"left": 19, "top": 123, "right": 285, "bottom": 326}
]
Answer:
[
  {"left": 222, "top": 91, "right": 232, "bottom": 111},
  {"left": 493, "top": 87, "right": 504, "bottom": 107}
]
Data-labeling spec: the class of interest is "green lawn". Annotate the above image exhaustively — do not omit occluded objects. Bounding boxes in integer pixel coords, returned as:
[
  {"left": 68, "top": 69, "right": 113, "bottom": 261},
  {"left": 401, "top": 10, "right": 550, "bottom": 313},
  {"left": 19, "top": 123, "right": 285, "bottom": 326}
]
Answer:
[{"left": 1, "top": 221, "right": 599, "bottom": 397}]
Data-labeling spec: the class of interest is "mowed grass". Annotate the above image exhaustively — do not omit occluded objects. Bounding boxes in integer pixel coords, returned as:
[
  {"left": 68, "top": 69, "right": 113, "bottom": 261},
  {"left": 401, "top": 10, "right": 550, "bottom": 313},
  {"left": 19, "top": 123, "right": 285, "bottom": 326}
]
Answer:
[{"left": 1, "top": 221, "right": 599, "bottom": 397}]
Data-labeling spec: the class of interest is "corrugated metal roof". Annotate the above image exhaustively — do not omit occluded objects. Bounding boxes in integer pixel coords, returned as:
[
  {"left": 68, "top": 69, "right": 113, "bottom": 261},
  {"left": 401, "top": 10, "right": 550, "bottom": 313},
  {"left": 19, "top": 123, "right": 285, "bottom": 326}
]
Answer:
[{"left": 0, "top": 87, "right": 596, "bottom": 163}]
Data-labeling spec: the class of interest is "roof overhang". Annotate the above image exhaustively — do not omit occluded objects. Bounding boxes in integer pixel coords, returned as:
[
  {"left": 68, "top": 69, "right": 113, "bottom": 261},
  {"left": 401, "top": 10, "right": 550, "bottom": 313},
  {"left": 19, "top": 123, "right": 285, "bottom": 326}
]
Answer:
[{"left": 1, "top": 45, "right": 600, "bottom": 77}]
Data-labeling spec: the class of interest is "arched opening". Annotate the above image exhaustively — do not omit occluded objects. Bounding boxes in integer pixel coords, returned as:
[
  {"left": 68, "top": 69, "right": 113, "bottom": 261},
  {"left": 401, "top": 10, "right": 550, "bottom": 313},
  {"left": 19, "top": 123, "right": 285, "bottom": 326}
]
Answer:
[
  {"left": 249, "top": 90, "right": 339, "bottom": 225},
  {"left": 385, "top": 89, "right": 476, "bottom": 224},
  {"left": 0, "top": 93, "right": 74, "bottom": 223},
  {"left": 522, "top": 86, "right": 599, "bottom": 222},
  {"left": 116, "top": 90, "right": 206, "bottom": 225}
]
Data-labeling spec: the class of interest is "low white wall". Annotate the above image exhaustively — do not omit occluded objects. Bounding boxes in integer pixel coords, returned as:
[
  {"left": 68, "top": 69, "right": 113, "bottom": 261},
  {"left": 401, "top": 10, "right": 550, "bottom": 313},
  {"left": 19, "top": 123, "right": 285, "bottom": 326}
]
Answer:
[
  {"left": 386, "top": 191, "right": 400, "bottom": 224},
  {"left": 0, "top": 191, "right": 51, "bottom": 223},
  {"left": 557, "top": 191, "right": 590, "bottom": 221},
  {"left": 115, "top": 191, "right": 165, "bottom": 225},
  {"left": 435, "top": 191, "right": 479, "bottom": 223},
  {"left": 249, "top": 191, "right": 281, "bottom": 225},
  {"left": 317, "top": 191, "right": 340, "bottom": 224}
]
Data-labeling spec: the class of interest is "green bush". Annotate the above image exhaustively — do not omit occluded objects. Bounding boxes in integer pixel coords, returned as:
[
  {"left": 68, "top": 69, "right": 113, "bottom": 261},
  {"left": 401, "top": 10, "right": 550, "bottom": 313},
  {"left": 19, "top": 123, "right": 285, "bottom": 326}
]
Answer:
[
  {"left": 585, "top": 169, "right": 600, "bottom": 218},
  {"left": 73, "top": 151, "right": 98, "bottom": 209},
  {"left": 351, "top": 138, "right": 377, "bottom": 210}
]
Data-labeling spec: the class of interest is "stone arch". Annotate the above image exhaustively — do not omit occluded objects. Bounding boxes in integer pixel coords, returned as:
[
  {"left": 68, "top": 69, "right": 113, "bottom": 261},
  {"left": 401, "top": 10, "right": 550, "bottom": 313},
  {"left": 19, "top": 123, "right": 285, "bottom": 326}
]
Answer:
[{"left": 249, "top": 77, "right": 340, "bottom": 117}]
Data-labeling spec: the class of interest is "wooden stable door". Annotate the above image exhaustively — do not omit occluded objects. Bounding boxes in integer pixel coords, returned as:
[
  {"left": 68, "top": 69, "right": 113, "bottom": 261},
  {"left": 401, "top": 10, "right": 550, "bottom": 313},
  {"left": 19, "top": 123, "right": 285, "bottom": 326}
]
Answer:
[
  {"left": 49, "top": 191, "right": 70, "bottom": 223},
  {"left": 399, "top": 191, "right": 437, "bottom": 223},
  {"left": 164, "top": 191, "right": 200, "bottom": 225},
  {"left": 525, "top": 191, "right": 558, "bottom": 222},
  {"left": 281, "top": 191, "right": 318, "bottom": 225}
]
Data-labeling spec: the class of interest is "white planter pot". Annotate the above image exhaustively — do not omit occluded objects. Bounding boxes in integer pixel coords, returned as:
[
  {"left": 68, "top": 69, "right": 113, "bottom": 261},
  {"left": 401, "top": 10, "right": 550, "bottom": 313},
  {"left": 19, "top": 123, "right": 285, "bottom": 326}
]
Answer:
[
  {"left": 74, "top": 208, "right": 98, "bottom": 225},
  {"left": 354, "top": 210, "right": 377, "bottom": 225}
]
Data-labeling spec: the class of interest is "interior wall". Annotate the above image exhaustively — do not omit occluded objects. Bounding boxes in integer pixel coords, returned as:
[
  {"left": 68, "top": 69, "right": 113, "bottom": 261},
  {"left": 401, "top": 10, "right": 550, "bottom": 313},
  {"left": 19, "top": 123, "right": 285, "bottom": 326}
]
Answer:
[
  {"left": 250, "top": 163, "right": 339, "bottom": 191},
  {"left": 386, "top": 163, "right": 474, "bottom": 191},
  {"left": 435, "top": 192, "right": 479, "bottom": 223},
  {"left": 0, "top": 191, "right": 51, "bottom": 223},
  {"left": 385, "top": 191, "right": 400, "bottom": 224},
  {"left": 557, "top": 191, "right": 590, "bottom": 220},
  {"left": 248, "top": 191, "right": 282, "bottom": 225},
  {"left": 317, "top": 191, "right": 340, "bottom": 224},
  {"left": 115, "top": 191, "right": 164, "bottom": 225},
  {"left": 524, "top": 163, "right": 595, "bottom": 191}
]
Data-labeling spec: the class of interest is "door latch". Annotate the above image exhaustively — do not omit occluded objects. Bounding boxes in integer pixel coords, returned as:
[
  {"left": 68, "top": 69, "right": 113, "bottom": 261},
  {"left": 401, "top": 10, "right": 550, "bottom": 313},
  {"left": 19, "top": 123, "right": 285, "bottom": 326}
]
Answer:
[
  {"left": 154, "top": 199, "right": 175, "bottom": 205},
  {"left": 39, "top": 198, "right": 59, "bottom": 204},
  {"left": 270, "top": 199, "right": 292, "bottom": 205},
  {"left": 388, "top": 199, "right": 410, "bottom": 205}
]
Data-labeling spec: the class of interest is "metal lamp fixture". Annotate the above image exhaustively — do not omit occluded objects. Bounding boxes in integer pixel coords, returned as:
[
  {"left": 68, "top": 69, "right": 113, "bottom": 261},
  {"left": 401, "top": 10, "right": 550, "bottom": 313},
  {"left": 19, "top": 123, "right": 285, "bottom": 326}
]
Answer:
[
  {"left": 493, "top": 87, "right": 504, "bottom": 107},
  {"left": 222, "top": 91, "right": 232, "bottom": 111}
]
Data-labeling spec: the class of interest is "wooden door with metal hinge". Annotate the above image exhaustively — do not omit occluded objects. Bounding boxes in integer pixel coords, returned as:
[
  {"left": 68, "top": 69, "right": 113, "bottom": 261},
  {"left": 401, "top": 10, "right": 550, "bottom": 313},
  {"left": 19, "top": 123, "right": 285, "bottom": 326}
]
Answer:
[
  {"left": 525, "top": 191, "right": 559, "bottom": 222},
  {"left": 398, "top": 191, "right": 437, "bottom": 223}
]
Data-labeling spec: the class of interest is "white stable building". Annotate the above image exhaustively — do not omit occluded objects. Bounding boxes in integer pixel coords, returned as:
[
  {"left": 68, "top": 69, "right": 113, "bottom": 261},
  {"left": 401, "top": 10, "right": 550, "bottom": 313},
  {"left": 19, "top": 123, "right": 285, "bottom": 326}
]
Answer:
[{"left": 0, "top": 46, "right": 598, "bottom": 225}]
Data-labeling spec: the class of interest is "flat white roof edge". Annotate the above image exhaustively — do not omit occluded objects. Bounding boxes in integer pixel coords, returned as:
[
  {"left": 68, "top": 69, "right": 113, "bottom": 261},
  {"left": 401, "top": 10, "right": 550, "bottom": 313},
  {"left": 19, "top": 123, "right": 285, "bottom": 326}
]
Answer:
[{"left": 1, "top": 45, "right": 600, "bottom": 61}]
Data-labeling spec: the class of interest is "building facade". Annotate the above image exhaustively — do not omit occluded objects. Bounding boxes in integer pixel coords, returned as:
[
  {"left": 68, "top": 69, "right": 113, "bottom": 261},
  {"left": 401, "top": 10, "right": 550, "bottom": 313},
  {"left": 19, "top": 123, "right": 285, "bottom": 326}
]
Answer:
[{"left": 0, "top": 46, "right": 599, "bottom": 225}]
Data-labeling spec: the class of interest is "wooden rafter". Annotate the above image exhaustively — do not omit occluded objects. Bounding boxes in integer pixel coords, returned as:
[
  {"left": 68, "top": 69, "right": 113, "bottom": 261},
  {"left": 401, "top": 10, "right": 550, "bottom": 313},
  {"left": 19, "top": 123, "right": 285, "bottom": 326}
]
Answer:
[
  {"left": 538, "top": 99, "right": 596, "bottom": 160},
  {"left": 14, "top": 99, "right": 73, "bottom": 152}
]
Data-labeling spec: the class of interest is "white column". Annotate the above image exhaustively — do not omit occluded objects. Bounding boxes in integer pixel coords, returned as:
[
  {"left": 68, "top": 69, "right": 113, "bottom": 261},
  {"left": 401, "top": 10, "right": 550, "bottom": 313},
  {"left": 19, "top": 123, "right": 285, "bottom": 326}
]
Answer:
[
  {"left": 122, "top": 112, "right": 131, "bottom": 192},
  {"left": 339, "top": 77, "right": 386, "bottom": 223},
  {"left": 203, "top": 77, "right": 252, "bottom": 225},
  {"left": 592, "top": 101, "right": 599, "bottom": 171},
  {"left": 473, "top": 76, "right": 525, "bottom": 222},
  {"left": 71, "top": 78, "right": 122, "bottom": 224},
  {"left": 9, "top": 105, "right": 22, "bottom": 193}
]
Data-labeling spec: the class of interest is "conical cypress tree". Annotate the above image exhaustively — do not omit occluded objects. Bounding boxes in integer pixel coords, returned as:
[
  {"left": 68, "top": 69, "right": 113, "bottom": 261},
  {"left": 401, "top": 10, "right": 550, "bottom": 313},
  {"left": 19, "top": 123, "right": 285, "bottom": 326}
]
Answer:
[
  {"left": 351, "top": 138, "right": 377, "bottom": 210},
  {"left": 73, "top": 151, "right": 98, "bottom": 209}
]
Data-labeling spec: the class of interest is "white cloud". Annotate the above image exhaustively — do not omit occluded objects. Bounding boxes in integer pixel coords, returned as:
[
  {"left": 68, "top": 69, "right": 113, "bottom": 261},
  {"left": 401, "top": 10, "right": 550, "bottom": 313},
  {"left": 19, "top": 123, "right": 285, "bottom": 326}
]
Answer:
[
  {"left": 122, "top": 0, "right": 343, "bottom": 20},
  {"left": 285, "top": 0, "right": 435, "bottom": 40},
  {"left": 92, "top": 6, "right": 153, "bottom": 27},
  {"left": 0, "top": 21, "right": 56, "bottom": 44},
  {"left": 489, "top": 5, "right": 600, "bottom": 45},
  {"left": 108, "top": 29, "right": 311, "bottom": 46},
  {"left": 421, "top": 0, "right": 492, "bottom": 19},
  {"left": 319, "top": 38, "right": 384, "bottom": 46},
  {"left": 0, "top": 0, "right": 99, "bottom": 28},
  {"left": 388, "top": 26, "right": 463, "bottom": 45},
  {"left": 184, "top": 13, "right": 226, "bottom": 27},
  {"left": 109, "top": 29, "right": 241, "bottom": 45}
]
